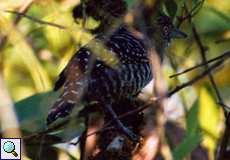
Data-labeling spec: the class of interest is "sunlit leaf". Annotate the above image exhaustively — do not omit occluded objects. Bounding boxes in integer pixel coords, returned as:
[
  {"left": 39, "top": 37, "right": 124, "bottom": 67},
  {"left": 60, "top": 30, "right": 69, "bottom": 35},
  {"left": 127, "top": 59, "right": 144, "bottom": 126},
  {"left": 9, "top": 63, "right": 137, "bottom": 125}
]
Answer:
[{"left": 198, "top": 86, "right": 220, "bottom": 159}]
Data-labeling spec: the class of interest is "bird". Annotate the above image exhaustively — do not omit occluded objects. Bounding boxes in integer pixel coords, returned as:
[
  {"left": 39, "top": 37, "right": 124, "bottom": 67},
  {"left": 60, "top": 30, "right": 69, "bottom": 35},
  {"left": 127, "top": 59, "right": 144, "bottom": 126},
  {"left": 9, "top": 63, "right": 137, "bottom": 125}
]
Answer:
[{"left": 46, "top": 11, "right": 187, "bottom": 139}]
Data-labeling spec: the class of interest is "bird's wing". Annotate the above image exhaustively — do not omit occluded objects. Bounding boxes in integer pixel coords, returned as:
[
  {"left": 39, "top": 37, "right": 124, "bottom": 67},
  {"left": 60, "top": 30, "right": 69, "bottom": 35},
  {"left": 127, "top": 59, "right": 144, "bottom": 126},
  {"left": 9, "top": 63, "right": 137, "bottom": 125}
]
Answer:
[{"left": 47, "top": 46, "right": 90, "bottom": 125}]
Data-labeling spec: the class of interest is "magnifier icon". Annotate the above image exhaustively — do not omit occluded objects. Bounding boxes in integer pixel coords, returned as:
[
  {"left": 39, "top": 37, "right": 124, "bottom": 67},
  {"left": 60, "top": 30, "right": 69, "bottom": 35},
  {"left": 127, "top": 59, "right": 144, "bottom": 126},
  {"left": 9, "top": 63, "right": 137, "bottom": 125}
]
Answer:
[{"left": 3, "top": 141, "right": 18, "bottom": 157}]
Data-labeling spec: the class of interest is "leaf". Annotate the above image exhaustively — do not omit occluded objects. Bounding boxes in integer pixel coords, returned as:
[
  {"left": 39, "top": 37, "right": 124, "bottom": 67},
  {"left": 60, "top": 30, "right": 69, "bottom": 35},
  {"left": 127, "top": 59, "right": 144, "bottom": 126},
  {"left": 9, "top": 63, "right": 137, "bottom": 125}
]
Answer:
[
  {"left": 173, "top": 134, "right": 203, "bottom": 160},
  {"left": 186, "top": 100, "right": 199, "bottom": 138},
  {"left": 198, "top": 86, "right": 219, "bottom": 159},
  {"left": 14, "top": 90, "right": 62, "bottom": 132},
  {"left": 163, "top": 0, "right": 178, "bottom": 20}
]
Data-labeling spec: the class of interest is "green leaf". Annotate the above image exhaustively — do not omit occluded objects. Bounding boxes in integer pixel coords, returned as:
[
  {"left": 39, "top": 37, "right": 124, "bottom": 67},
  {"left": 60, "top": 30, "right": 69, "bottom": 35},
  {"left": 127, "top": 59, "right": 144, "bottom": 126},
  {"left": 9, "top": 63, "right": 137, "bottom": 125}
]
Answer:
[
  {"left": 173, "top": 134, "right": 203, "bottom": 160},
  {"left": 14, "top": 90, "right": 62, "bottom": 132},
  {"left": 186, "top": 100, "right": 199, "bottom": 138},
  {"left": 163, "top": 0, "right": 178, "bottom": 20}
]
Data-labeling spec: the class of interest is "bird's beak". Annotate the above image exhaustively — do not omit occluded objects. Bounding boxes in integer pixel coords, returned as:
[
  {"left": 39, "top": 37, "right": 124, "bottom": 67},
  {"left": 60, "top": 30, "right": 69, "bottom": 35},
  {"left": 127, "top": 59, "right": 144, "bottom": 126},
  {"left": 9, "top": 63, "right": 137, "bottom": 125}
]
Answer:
[{"left": 171, "top": 28, "right": 188, "bottom": 39}]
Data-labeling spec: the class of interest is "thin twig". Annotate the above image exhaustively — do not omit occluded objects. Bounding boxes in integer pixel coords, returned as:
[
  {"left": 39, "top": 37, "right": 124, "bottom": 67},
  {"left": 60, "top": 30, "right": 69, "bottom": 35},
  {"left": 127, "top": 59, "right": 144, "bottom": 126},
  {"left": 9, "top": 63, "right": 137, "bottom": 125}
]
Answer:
[
  {"left": 167, "top": 55, "right": 227, "bottom": 97},
  {"left": 70, "top": 130, "right": 101, "bottom": 146},
  {"left": 217, "top": 103, "right": 230, "bottom": 110},
  {"left": 24, "top": 118, "right": 71, "bottom": 143},
  {"left": 176, "top": 0, "right": 204, "bottom": 28},
  {"left": 4, "top": 10, "right": 89, "bottom": 32},
  {"left": 5, "top": 10, "right": 67, "bottom": 29},
  {"left": 35, "top": 127, "right": 47, "bottom": 160},
  {"left": 170, "top": 51, "right": 230, "bottom": 78}
]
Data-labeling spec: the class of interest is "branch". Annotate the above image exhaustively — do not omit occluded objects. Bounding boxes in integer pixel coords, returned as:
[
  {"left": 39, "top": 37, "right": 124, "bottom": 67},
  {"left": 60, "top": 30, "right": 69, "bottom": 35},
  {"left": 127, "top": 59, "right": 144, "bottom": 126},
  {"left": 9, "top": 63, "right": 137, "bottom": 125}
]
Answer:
[
  {"left": 24, "top": 118, "right": 71, "bottom": 143},
  {"left": 167, "top": 54, "right": 227, "bottom": 97},
  {"left": 176, "top": 0, "right": 204, "bottom": 28},
  {"left": 170, "top": 51, "right": 230, "bottom": 78},
  {"left": 4, "top": 10, "right": 89, "bottom": 32},
  {"left": 70, "top": 130, "right": 100, "bottom": 146},
  {"left": 5, "top": 10, "right": 66, "bottom": 29}
]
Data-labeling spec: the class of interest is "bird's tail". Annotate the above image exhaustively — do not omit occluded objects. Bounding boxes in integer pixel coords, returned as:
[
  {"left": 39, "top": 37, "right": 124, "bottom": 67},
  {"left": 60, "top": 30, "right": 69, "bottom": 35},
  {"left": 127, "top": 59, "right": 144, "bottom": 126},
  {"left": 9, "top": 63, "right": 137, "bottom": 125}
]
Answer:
[{"left": 46, "top": 80, "right": 85, "bottom": 125}]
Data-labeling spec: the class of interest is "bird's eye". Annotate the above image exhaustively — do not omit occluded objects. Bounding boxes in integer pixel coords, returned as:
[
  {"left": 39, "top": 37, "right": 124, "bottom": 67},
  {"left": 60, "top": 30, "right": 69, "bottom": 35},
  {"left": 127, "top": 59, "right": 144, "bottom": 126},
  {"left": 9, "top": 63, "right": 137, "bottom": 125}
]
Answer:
[{"left": 163, "top": 26, "right": 169, "bottom": 33}]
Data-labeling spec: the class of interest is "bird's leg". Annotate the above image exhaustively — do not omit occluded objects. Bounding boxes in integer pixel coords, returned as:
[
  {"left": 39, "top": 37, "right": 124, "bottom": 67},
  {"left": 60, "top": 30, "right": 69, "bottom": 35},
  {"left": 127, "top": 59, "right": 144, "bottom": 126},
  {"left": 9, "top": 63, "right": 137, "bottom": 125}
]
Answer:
[{"left": 106, "top": 104, "right": 136, "bottom": 140}]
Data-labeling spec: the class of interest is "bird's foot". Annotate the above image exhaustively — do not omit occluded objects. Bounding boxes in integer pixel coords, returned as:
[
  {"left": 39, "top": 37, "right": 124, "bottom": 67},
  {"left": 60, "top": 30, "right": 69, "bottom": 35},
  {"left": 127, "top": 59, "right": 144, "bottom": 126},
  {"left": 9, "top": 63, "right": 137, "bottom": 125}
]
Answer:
[
  {"left": 106, "top": 104, "right": 137, "bottom": 140},
  {"left": 104, "top": 123, "right": 136, "bottom": 141},
  {"left": 119, "top": 125, "right": 136, "bottom": 141}
]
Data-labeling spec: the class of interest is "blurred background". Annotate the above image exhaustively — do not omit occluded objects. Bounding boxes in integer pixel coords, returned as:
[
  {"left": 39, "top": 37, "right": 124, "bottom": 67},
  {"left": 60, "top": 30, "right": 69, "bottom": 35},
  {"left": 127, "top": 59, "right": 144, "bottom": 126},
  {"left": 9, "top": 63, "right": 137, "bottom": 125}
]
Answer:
[{"left": 1, "top": 0, "right": 230, "bottom": 159}]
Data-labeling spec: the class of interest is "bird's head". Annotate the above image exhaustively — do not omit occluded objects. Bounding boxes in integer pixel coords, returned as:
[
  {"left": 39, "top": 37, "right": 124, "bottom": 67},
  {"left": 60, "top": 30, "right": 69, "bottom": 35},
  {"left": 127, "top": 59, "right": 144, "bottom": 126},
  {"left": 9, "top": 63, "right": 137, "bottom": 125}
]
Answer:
[{"left": 156, "top": 11, "right": 188, "bottom": 46}]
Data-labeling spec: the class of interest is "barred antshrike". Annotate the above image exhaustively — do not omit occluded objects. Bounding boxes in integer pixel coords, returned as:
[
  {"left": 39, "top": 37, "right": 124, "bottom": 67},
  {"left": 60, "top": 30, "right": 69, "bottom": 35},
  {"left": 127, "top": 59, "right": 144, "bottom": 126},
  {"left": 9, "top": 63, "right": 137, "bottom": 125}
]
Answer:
[{"left": 47, "top": 11, "right": 187, "bottom": 139}]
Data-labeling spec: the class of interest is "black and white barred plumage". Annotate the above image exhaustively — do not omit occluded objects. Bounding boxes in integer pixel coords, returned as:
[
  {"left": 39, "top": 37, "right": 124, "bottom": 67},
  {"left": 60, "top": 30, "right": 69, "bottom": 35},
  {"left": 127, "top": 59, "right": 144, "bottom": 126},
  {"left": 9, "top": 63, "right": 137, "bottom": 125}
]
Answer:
[{"left": 47, "top": 12, "right": 187, "bottom": 125}]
